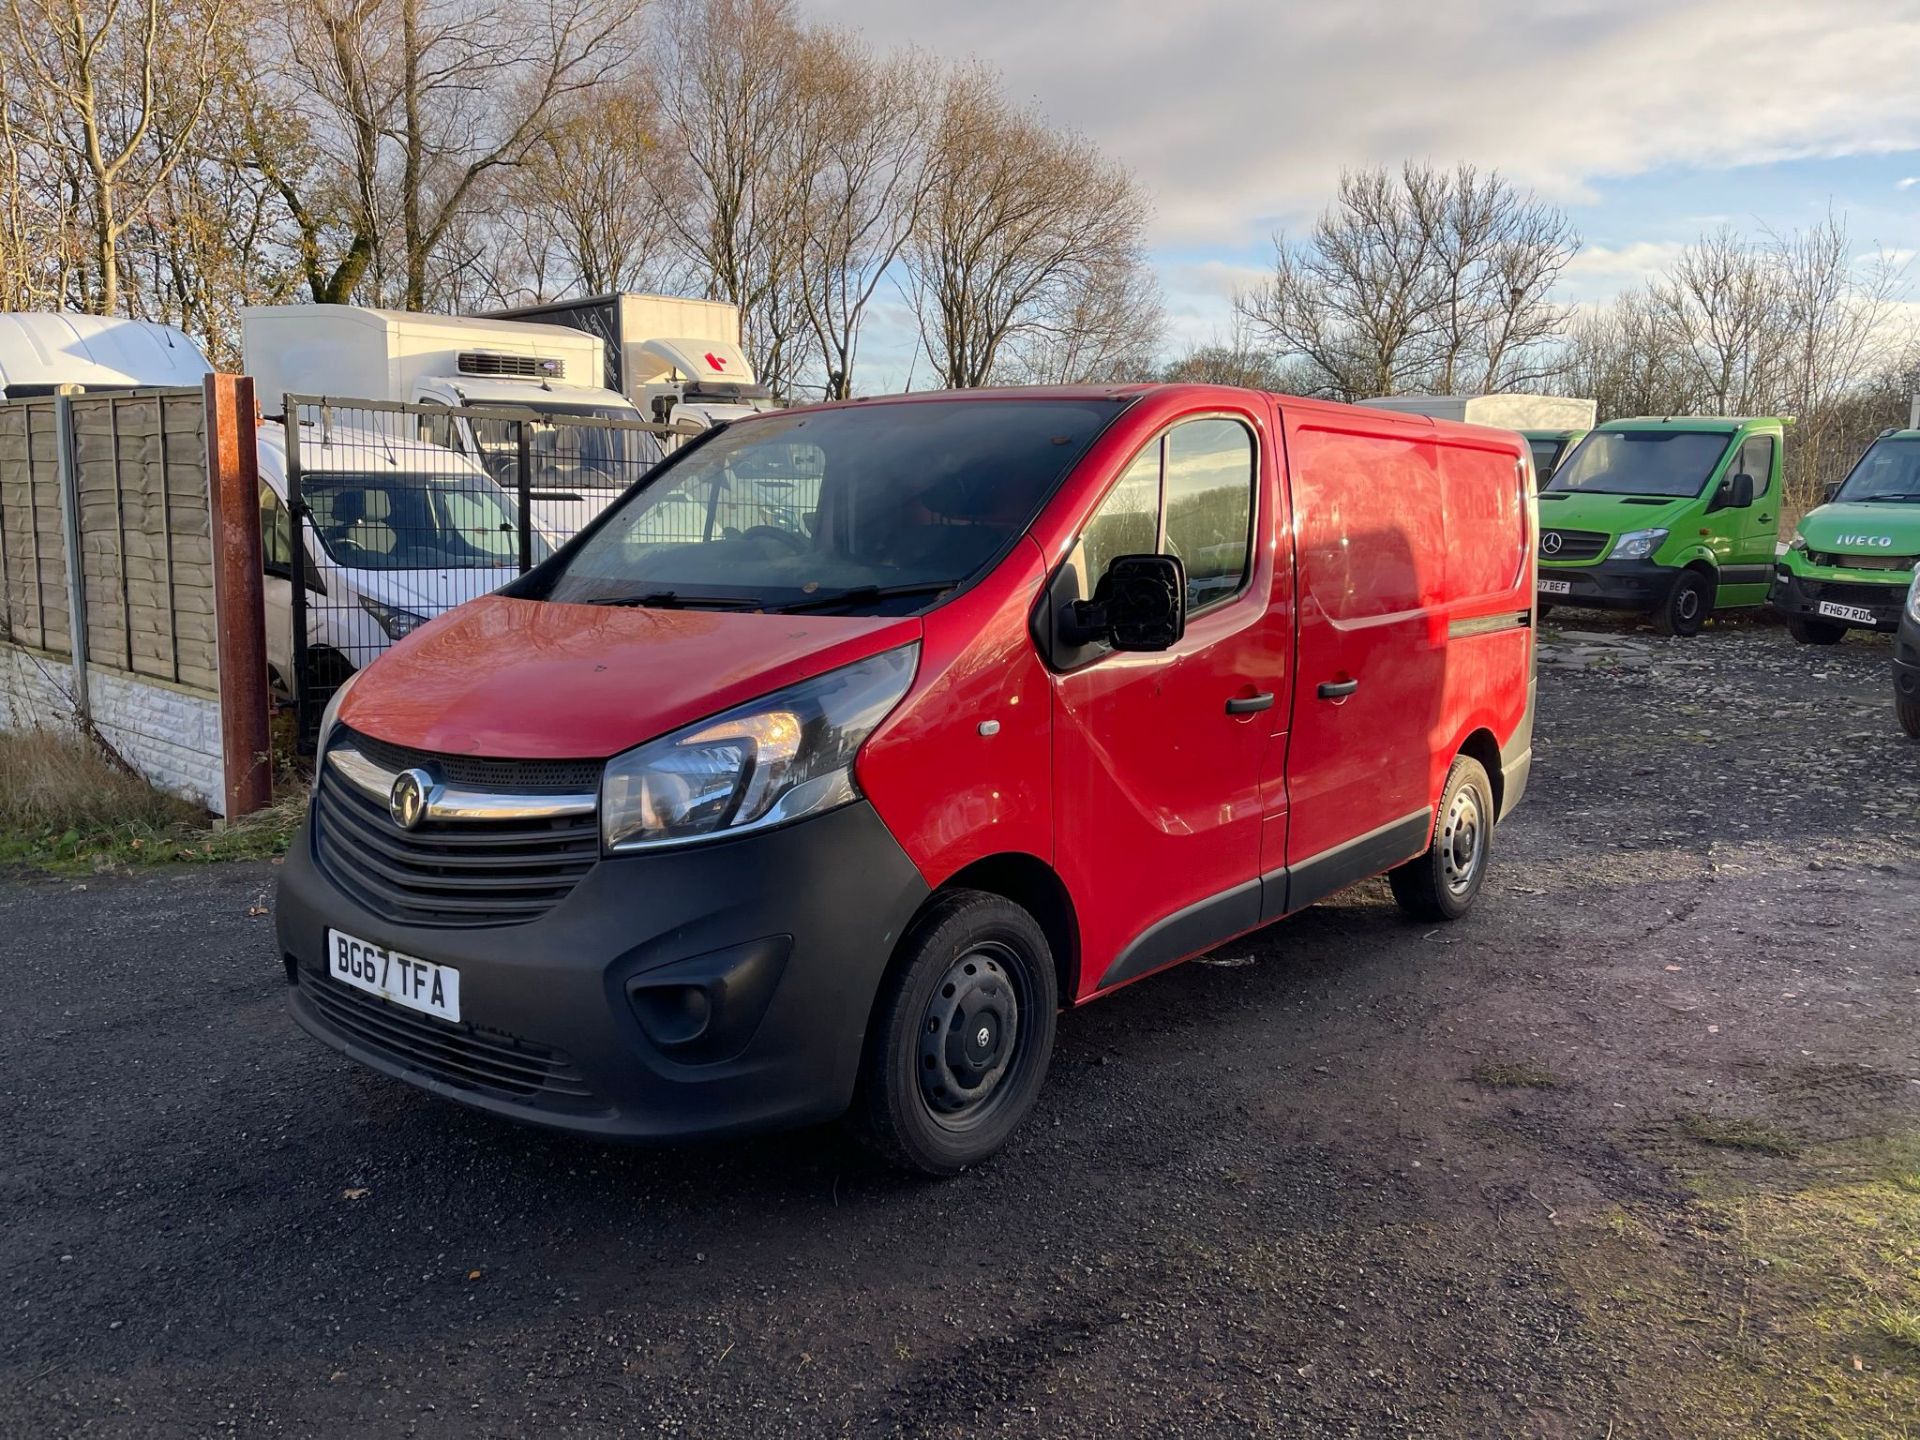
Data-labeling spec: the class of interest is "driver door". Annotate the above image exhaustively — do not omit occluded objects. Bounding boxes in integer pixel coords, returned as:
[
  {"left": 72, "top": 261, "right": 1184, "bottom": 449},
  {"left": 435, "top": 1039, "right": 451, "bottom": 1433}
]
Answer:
[{"left": 1048, "top": 411, "right": 1283, "bottom": 998}]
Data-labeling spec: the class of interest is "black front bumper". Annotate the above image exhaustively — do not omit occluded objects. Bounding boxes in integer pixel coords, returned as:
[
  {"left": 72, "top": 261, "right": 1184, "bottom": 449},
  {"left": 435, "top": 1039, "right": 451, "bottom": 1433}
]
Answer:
[
  {"left": 277, "top": 800, "right": 931, "bottom": 1141},
  {"left": 1770, "top": 569, "right": 1907, "bottom": 632},
  {"left": 1536, "top": 558, "right": 1673, "bottom": 611}
]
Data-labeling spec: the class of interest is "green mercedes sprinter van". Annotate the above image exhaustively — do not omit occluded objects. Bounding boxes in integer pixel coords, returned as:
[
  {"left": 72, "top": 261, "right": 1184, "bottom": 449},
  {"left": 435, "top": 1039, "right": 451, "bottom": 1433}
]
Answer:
[{"left": 1536, "top": 416, "right": 1787, "bottom": 636}]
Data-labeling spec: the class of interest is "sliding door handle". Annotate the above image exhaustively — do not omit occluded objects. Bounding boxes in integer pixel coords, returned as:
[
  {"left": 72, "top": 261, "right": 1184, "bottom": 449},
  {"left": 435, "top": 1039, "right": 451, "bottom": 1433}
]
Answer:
[
  {"left": 1225, "top": 692, "right": 1275, "bottom": 715},
  {"left": 1316, "top": 678, "right": 1359, "bottom": 700}
]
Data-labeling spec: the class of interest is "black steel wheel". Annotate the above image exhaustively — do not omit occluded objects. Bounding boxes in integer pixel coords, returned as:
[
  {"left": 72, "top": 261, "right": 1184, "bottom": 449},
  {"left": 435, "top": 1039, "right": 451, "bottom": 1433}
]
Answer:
[
  {"left": 1787, "top": 615, "right": 1847, "bottom": 646},
  {"left": 1653, "top": 569, "right": 1713, "bottom": 637},
  {"left": 853, "top": 891, "right": 1057, "bottom": 1175}
]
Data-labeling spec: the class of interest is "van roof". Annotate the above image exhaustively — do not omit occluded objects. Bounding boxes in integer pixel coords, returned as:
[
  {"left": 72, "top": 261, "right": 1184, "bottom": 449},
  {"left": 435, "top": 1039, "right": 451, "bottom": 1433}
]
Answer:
[
  {"left": 1598, "top": 415, "right": 1791, "bottom": 433},
  {"left": 0, "top": 312, "right": 211, "bottom": 395},
  {"left": 257, "top": 419, "right": 490, "bottom": 478}
]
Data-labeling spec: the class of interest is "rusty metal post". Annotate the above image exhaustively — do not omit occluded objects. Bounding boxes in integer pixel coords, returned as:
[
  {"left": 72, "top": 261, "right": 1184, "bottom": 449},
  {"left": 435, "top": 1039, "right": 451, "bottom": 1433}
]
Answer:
[{"left": 204, "top": 373, "right": 272, "bottom": 817}]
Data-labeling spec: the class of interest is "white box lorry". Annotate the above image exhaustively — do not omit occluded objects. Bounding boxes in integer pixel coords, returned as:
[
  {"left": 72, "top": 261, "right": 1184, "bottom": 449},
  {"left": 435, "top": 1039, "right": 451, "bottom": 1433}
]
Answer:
[
  {"left": 1357, "top": 393, "right": 1598, "bottom": 485},
  {"left": 0, "top": 312, "right": 210, "bottom": 398},
  {"left": 241, "top": 305, "right": 664, "bottom": 505},
  {"left": 484, "top": 292, "right": 775, "bottom": 437}
]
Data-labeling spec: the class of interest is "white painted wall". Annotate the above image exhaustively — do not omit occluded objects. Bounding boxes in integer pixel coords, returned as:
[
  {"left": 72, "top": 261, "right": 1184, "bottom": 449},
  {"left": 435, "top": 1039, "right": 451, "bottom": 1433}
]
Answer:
[{"left": 0, "top": 643, "right": 226, "bottom": 815}]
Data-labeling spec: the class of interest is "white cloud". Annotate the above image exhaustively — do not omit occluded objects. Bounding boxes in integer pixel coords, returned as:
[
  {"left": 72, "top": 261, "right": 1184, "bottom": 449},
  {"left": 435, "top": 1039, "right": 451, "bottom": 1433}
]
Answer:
[
  {"left": 806, "top": 0, "right": 1920, "bottom": 250},
  {"left": 1898, "top": 177, "right": 1920, "bottom": 189}
]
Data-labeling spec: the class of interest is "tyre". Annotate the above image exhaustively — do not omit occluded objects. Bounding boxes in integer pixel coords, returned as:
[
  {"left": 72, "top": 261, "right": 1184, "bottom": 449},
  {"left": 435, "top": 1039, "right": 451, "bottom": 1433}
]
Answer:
[
  {"left": 1653, "top": 569, "right": 1713, "bottom": 637},
  {"left": 853, "top": 890, "right": 1058, "bottom": 1175},
  {"left": 1899, "top": 694, "right": 1920, "bottom": 740},
  {"left": 1536, "top": 600, "right": 1555, "bottom": 620},
  {"left": 1787, "top": 615, "right": 1846, "bottom": 646},
  {"left": 1389, "top": 755, "right": 1495, "bottom": 922}
]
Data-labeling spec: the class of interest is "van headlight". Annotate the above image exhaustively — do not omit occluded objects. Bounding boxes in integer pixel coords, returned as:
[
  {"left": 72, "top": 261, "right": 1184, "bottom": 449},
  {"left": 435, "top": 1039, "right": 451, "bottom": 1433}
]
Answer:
[
  {"left": 601, "top": 645, "right": 919, "bottom": 852},
  {"left": 359, "top": 596, "right": 429, "bottom": 639},
  {"left": 1611, "top": 527, "right": 1668, "bottom": 561},
  {"left": 1907, "top": 567, "right": 1920, "bottom": 625},
  {"left": 1787, "top": 535, "right": 1808, "bottom": 553}
]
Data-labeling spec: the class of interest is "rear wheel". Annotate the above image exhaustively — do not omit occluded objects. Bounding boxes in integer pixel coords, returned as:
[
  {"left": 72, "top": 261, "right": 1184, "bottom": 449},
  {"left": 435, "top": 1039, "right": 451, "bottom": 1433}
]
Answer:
[
  {"left": 1653, "top": 569, "right": 1713, "bottom": 637},
  {"left": 1899, "top": 694, "right": 1920, "bottom": 740},
  {"left": 1787, "top": 615, "right": 1847, "bottom": 646},
  {"left": 1536, "top": 600, "right": 1555, "bottom": 620},
  {"left": 1389, "top": 756, "right": 1494, "bottom": 922},
  {"left": 853, "top": 891, "right": 1058, "bottom": 1175}
]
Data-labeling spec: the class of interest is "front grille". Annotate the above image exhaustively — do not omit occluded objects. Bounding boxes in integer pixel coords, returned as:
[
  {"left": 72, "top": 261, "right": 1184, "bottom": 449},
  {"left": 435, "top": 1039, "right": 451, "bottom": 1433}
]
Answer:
[
  {"left": 344, "top": 729, "right": 601, "bottom": 794},
  {"left": 313, "top": 735, "right": 600, "bottom": 928},
  {"left": 305, "top": 970, "right": 598, "bottom": 1106},
  {"left": 1806, "top": 550, "right": 1920, "bottom": 571},
  {"left": 1539, "top": 529, "right": 1609, "bottom": 562}
]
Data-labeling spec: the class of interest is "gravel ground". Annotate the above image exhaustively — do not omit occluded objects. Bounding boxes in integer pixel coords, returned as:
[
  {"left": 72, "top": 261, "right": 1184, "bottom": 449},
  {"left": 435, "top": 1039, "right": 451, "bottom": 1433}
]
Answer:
[{"left": 2, "top": 611, "right": 1917, "bottom": 1438}]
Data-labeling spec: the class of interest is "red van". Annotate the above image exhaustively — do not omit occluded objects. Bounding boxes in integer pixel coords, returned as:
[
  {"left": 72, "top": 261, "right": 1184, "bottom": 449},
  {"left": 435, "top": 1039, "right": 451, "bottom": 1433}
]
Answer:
[{"left": 278, "top": 385, "right": 1536, "bottom": 1173}]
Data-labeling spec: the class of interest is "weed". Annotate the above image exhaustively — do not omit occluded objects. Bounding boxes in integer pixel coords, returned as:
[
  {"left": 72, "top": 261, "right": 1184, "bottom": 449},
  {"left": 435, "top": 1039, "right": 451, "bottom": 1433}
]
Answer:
[
  {"left": 1471, "top": 1059, "right": 1562, "bottom": 1090},
  {"left": 0, "top": 726, "right": 305, "bottom": 872},
  {"left": 1679, "top": 1113, "right": 1801, "bottom": 1158}
]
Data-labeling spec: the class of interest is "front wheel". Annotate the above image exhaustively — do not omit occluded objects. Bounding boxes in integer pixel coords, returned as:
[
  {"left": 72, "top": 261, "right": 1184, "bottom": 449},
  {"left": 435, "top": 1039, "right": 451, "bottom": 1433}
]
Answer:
[
  {"left": 1389, "top": 755, "right": 1495, "bottom": 922},
  {"left": 853, "top": 891, "right": 1058, "bottom": 1175},
  {"left": 1899, "top": 694, "right": 1920, "bottom": 740},
  {"left": 1787, "top": 615, "right": 1847, "bottom": 646},
  {"left": 1653, "top": 569, "right": 1713, "bottom": 637}
]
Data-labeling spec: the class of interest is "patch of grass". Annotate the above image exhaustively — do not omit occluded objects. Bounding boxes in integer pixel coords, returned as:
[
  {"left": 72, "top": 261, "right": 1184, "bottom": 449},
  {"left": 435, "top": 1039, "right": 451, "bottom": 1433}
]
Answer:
[
  {"left": 1679, "top": 1112, "right": 1802, "bottom": 1158},
  {"left": 1873, "top": 1305, "right": 1920, "bottom": 1357},
  {"left": 1470, "top": 1059, "right": 1562, "bottom": 1090},
  {"left": 0, "top": 726, "right": 305, "bottom": 872}
]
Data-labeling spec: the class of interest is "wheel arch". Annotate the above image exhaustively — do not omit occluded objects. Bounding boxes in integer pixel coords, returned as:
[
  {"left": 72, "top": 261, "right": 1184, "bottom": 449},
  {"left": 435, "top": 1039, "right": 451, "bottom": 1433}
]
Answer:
[
  {"left": 919, "top": 852, "right": 1080, "bottom": 1007},
  {"left": 1454, "top": 726, "right": 1505, "bottom": 820}
]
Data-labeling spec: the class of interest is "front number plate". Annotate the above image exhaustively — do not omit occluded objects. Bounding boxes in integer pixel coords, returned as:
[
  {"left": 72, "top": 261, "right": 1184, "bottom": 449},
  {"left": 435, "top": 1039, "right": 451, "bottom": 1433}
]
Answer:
[
  {"left": 327, "top": 928, "right": 461, "bottom": 1023},
  {"left": 1538, "top": 578, "right": 1573, "bottom": 595},
  {"left": 1816, "top": 601, "right": 1875, "bottom": 625}
]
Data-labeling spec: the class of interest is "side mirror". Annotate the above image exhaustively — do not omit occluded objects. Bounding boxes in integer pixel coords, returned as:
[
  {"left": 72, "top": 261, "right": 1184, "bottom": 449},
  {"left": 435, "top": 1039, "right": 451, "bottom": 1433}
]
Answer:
[
  {"left": 1728, "top": 473, "right": 1755, "bottom": 509},
  {"left": 1822, "top": 482, "right": 1841, "bottom": 505},
  {"left": 1062, "top": 553, "right": 1186, "bottom": 651}
]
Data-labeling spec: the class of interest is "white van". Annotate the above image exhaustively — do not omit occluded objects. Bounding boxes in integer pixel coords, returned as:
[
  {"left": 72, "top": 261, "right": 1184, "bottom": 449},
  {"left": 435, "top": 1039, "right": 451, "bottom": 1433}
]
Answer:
[
  {"left": 255, "top": 420, "right": 545, "bottom": 696},
  {"left": 0, "top": 312, "right": 210, "bottom": 397}
]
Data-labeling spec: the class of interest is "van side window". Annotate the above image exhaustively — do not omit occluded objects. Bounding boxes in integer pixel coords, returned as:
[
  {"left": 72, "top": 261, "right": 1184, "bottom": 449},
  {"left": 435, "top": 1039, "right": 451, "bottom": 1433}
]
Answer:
[
  {"left": 1074, "top": 444, "right": 1160, "bottom": 595},
  {"left": 1737, "top": 435, "right": 1773, "bottom": 499},
  {"left": 260, "top": 483, "right": 293, "bottom": 571},
  {"left": 1164, "top": 419, "right": 1254, "bottom": 612},
  {"left": 417, "top": 403, "right": 456, "bottom": 450}
]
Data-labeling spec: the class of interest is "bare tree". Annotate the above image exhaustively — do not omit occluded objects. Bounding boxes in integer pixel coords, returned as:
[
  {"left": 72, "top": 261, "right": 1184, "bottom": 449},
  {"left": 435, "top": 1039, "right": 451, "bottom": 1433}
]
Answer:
[
  {"left": 504, "top": 83, "right": 680, "bottom": 299},
  {"left": 1006, "top": 253, "right": 1161, "bottom": 385},
  {"left": 2, "top": 0, "right": 227, "bottom": 313},
  {"left": 1649, "top": 227, "right": 1790, "bottom": 415},
  {"left": 787, "top": 35, "right": 929, "bottom": 398},
  {"left": 1236, "top": 163, "right": 1577, "bottom": 401},
  {"left": 907, "top": 65, "right": 1154, "bottom": 389},
  {"left": 648, "top": 0, "right": 816, "bottom": 398},
  {"left": 266, "top": 0, "right": 635, "bottom": 310}
]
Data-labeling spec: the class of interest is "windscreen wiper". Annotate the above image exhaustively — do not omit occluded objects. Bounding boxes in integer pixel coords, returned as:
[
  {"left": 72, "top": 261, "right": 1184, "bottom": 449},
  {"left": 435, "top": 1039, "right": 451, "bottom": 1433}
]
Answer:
[
  {"left": 1859, "top": 492, "right": 1920, "bottom": 502},
  {"left": 776, "top": 581, "right": 956, "bottom": 614},
  {"left": 583, "top": 591, "right": 764, "bottom": 611}
]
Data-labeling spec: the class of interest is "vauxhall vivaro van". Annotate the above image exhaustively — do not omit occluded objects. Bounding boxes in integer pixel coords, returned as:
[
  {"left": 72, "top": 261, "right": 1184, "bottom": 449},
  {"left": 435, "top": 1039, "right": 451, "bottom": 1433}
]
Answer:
[{"left": 276, "top": 385, "right": 1537, "bottom": 1173}]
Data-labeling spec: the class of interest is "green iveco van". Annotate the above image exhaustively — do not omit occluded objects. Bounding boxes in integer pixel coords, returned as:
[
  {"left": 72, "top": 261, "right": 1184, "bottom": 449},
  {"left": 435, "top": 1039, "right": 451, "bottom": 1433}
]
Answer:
[
  {"left": 1771, "top": 428, "right": 1920, "bottom": 644},
  {"left": 1535, "top": 416, "right": 1787, "bottom": 636}
]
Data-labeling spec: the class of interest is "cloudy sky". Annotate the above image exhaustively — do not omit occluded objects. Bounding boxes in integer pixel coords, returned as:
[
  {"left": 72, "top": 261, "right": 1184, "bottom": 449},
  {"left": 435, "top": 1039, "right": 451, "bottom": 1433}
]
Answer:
[{"left": 802, "top": 0, "right": 1920, "bottom": 387}]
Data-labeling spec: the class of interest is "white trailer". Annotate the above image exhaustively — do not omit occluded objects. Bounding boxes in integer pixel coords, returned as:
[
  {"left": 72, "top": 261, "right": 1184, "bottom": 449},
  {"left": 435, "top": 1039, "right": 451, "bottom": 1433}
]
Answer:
[
  {"left": 0, "top": 312, "right": 210, "bottom": 398},
  {"left": 484, "top": 292, "right": 775, "bottom": 437},
  {"left": 1357, "top": 394, "right": 1598, "bottom": 482}
]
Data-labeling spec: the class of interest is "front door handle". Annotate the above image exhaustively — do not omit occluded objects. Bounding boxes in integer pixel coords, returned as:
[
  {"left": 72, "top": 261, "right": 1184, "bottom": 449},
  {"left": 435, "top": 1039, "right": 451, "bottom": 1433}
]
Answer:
[
  {"left": 1317, "top": 678, "right": 1359, "bottom": 700},
  {"left": 1225, "top": 692, "right": 1275, "bottom": 715}
]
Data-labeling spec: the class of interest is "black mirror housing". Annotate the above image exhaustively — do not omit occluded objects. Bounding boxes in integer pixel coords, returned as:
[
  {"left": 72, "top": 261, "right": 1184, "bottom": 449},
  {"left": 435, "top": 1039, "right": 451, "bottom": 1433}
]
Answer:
[
  {"left": 1728, "top": 473, "right": 1755, "bottom": 509},
  {"left": 1055, "top": 553, "right": 1186, "bottom": 653},
  {"left": 1822, "top": 481, "right": 1841, "bottom": 505}
]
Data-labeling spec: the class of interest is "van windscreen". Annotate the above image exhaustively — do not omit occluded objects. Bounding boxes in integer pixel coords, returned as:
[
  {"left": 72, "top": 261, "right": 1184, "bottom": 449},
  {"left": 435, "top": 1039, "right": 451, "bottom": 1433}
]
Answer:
[
  {"left": 1546, "top": 430, "right": 1733, "bottom": 499},
  {"left": 536, "top": 398, "right": 1125, "bottom": 614},
  {"left": 303, "top": 470, "right": 544, "bottom": 571}
]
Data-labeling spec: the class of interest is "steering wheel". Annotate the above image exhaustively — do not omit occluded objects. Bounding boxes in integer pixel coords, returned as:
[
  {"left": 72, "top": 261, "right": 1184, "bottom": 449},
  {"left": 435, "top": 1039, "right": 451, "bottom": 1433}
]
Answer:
[{"left": 741, "top": 525, "right": 808, "bottom": 553}]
